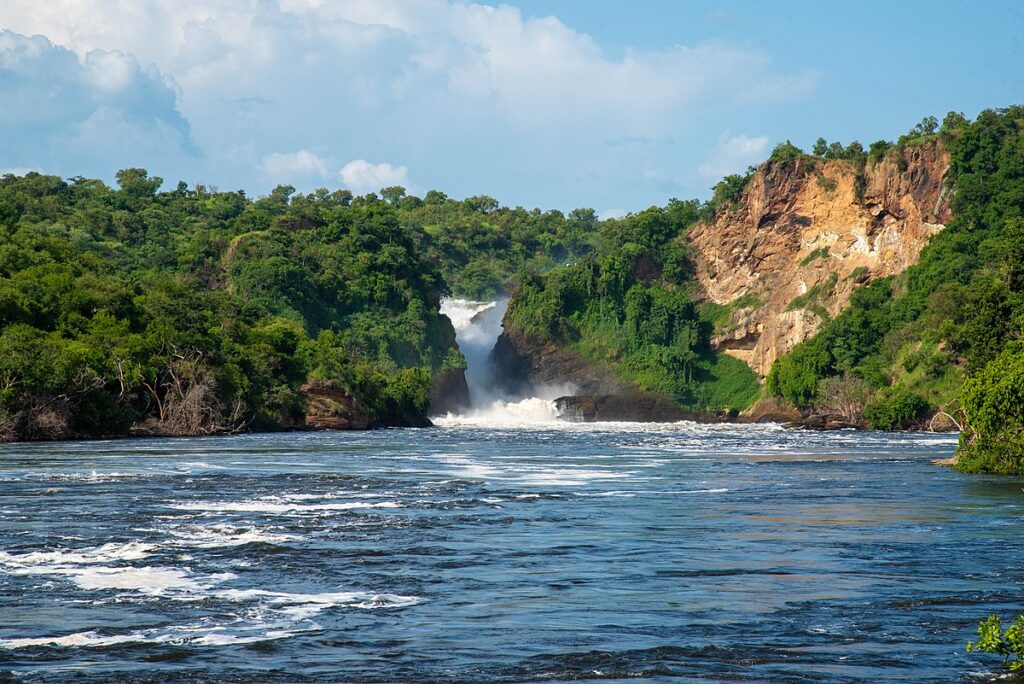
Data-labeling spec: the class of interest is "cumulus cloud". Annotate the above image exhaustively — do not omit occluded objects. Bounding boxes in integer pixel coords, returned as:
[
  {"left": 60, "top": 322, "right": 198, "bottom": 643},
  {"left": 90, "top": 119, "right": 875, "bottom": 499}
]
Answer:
[
  {"left": 258, "top": 150, "right": 329, "bottom": 183},
  {"left": 339, "top": 160, "right": 409, "bottom": 194},
  {"left": 698, "top": 133, "right": 770, "bottom": 180},
  {"left": 0, "top": 30, "right": 194, "bottom": 178},
  {"left": 0, "top": 1, "right": 816, "bottom": 206}
]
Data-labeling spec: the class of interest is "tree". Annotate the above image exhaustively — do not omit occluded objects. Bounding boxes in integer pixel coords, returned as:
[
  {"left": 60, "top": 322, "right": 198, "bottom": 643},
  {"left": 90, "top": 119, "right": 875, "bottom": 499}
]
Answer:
[
  {"left": 812, "top": 137, "right": 828, "bottom": 156},
  {"left": 463, "top": 195, "right": 499, "bottom": 214},
  {"left": 913, "top": 115, "right": 939, "bottom": 136},
  {"left": 115, "top": 168, "right": 162, "bottom": 197},
  {"left": 424, "top": 190, "right": 448, "bottom": 205},
  {"left": 844, "top": 141, "right": 864, "bottom": 158},
  {"left": 769, "top": 140, "right": 804, "bottom": 163},
  {"left": 380, "top": 186, "right": 406, "bottom": 205},
  {"left": 941, "top": 111, "right": 968, "bottom": 134},
  {"left": 824, "top": 141, "right": 845, "bottom": 159}
]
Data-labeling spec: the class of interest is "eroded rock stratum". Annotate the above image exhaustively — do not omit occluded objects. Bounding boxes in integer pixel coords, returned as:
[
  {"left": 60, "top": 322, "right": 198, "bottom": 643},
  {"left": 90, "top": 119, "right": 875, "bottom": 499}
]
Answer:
[{"left": 689, "top": 140, "right": 950, "bottom": 378}]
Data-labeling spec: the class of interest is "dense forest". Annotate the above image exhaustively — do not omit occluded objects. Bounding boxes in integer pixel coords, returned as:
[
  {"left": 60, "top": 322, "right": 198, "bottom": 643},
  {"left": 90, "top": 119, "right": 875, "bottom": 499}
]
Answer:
[
  {"left": 504, "top": 198, "right": 759, "bottom": 411},
  {"left": 0, "top": 173, "right": 598, "bottom": 440}
]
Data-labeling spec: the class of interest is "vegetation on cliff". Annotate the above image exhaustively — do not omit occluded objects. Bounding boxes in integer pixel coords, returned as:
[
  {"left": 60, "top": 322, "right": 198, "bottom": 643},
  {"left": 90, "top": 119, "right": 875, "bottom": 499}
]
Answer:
[
  {"left": 764, "top": 106, "right": 1024, "bottom": 472},
  {"left": 0, "top": 172, "right": 461, "bottom": 440},
  {"left": 504, "top": 199, "right": 759, "bottom": 411}
]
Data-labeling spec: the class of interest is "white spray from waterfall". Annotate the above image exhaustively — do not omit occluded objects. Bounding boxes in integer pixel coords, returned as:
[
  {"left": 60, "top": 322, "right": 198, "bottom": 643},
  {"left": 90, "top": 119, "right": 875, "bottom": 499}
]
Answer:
[{"left": 438, "top": 298, "right": 564, "bottom": 425}]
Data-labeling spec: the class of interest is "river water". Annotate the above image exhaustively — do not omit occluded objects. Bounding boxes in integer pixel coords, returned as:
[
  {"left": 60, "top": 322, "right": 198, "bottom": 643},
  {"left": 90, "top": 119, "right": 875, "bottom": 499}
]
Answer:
[{"left": 1, "top": 421, "right": 1021, "bottom": 682}]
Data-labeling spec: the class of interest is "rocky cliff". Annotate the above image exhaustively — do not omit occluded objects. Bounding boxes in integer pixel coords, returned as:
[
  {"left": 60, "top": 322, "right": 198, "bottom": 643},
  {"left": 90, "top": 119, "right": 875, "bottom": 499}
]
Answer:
[
  {"left": 490, "top": 324, "right": 635, "bottom": 398},
  {"left": 689, "top": 140, "right": 950, "bottom": 378}
]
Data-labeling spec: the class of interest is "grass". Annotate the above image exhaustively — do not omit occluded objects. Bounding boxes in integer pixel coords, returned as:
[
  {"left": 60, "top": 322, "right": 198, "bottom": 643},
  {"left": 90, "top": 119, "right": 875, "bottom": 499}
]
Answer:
[
  {"left": 845, "top": 265, "right": 870, "bottom": 281},
  {"left": 787, "top": 272, "right": 838, "bottom": 317},
  {"left": 800, "top": 247, "right": 830, "bottom": 267}
]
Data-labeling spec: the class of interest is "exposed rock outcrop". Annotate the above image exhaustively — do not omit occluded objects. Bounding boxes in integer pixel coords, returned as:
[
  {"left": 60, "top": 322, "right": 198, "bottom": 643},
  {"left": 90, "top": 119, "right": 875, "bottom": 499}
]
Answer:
[
  {"left": 300, "top": 380, "right": 372, "bottom": 430},
  {"left": 690, "top": 140, "right": 951, "bottom": 378},
  {"left": 490, "top": 324, "right": 635, "bottom": 397},
  {"left": 556, "top": 395, "right": 733, "bottom": 423},
  {"left": 428, "top": 368, "right": 471, "bottom": 416},
  {"left": 491, "top": 323, "right": 697, "bottom": 421}
]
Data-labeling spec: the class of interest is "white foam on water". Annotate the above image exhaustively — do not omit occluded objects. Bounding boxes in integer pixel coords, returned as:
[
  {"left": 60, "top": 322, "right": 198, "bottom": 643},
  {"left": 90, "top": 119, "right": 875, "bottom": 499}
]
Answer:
[
  {"left": 0, "top": 621, "right": 309, "bottom": 650},
  {"left": 2, "top": 559, "right": 230, "bottom": 594},
  {"left": 0, "top": 541, "right": 235, "bottom": 595},
  {"left": 0, "top": 541, "right": 155, "bottom": 566},
  {"left": 168, "top": 498, "right": 405, "bottom": 514},
  {"left": 0, "top": 631, "right": 142, "bottom": 649},
  {"left": 434, "top": 397, "right": 560, "bottom": 427},
  {"left": 13, "top": 470, "right": 156, "bottom": 482},
  {"left": 70, "top": 566, "right": 228, "bottom": 593},
  {"left": 0, "top": 587, "right": 421, "bottom": 650},
  {"left": 162, "top": 523, "right": 302, "bottom": 548},
  {"left": 219, "top": 588, "right": 420, "bottom": 613}
]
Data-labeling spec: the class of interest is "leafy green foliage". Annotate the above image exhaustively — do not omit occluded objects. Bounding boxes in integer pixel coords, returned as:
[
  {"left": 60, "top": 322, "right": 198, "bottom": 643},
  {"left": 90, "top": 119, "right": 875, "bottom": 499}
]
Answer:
[
  {"left": 800, "top": 247, "right": 831, "bottom": 267},
  {"left": 766, "top": 106, "right": 1024, "bottom": 464},
  {"left": 968, "top": 614, "right": 1024, "bottom": 670},
  {"left": 705, "top": 169, "right": 756, "bottom": 219},
  {"left": 786, "top": 272, "right": 838, "bottom": 320},
  {"left": 0, "top": 171, "right": 462, "bottom": 438},
  {"left": 505, "top": 199, "right": 759, "bottom": 411},
  {"left": 957, "top": 348, "right": 1024, "bottom": 474},
  {"left": 408, "top": 196, "right": 598, "bottom": 298},
  {"left": 769, "top": 141, "right": 805, "bottom": 164},
  {"left": 864, "top": 388, "right": 929, "bottom": 429}
]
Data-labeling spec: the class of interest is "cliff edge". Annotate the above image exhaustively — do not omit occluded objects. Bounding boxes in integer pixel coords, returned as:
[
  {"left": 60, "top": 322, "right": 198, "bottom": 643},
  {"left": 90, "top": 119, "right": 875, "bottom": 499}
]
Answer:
[{"left": 689, "top": 140, "right": 950, "bottom": 378}]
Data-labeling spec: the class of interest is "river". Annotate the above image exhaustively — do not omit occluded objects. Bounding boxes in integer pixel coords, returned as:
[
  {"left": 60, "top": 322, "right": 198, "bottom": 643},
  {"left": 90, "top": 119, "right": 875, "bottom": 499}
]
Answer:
[{"left": 1, "top": 422, "right": 1021, "bottom": 682}]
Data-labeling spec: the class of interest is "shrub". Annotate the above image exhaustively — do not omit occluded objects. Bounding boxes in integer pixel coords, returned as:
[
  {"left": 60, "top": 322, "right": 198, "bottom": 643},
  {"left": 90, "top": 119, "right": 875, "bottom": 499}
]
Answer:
[
  {"left": 816, "top": 376, "right": 872, "bottom": 423},
  {"left": 957, "top": 349, "right": 1024, "bottom": 474},
  {"left": 815, "top": 174, "right": 837, "bottom": 193},
  {"left": 864, "top": 389, "right": 929, "bottom": 429},
  {"left": 769, "top": 141, "right": 804, "bottom": 164},
  {"left": 968, "top": 614, "right": 1024, "bottom": 671},
  {"left": 800, "top": 247, "right": 830, "bottom": 267}
]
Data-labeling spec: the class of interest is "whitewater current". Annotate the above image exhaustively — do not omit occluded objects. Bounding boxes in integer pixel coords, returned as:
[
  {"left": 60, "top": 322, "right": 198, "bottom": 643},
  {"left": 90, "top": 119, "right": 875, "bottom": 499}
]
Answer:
[{"left": 1, "top": 424, "right": 1021, "bottom": 682}]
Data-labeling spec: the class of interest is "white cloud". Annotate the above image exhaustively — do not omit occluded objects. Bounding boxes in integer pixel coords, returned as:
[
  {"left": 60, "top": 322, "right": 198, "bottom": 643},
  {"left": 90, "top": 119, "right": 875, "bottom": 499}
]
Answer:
[
  {"left": 0, "top": 30, "right": 194, "bottom": 178},
  {"left": 0, "top": 1, "right": 816, "bottom": 206},
  {"left": 258, "top": 150, "right": 329, "bottom": 182},
  {"left": 0, "top": 2, "right": 815, "bottom": 138},
  {"left": 339, "top": 160, "right": 409, "bottom": 194},
  {"left": 698, "top": 133, "right": 770, "bottom": 180},
  {"left": 598, "top": 208, "right": 627, "bottom": 221},
  {"left": 0, "top": 165, "right": 36, "bottom": 176}
]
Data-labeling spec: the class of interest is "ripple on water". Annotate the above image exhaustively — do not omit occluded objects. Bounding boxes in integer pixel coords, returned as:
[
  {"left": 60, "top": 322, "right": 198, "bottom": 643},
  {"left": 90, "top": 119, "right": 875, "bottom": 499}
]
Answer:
[{"left": 0, "top": 424, "right": 1010, "bottom": 683}]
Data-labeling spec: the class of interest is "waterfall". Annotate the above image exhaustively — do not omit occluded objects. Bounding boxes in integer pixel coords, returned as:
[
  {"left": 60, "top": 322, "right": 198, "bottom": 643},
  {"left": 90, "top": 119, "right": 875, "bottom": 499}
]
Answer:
[
  {"left": 440, "top": 298, "right": 507, "bottom": 407},
  {"left": 439, "top": 298, "right": 562, "bottom": 424}
]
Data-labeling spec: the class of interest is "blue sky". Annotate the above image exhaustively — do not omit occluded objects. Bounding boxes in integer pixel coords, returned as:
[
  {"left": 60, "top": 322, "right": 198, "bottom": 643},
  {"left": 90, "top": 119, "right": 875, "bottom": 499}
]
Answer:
[{"left": 1, "top": 1, "right": 1021, "bottom": 216}]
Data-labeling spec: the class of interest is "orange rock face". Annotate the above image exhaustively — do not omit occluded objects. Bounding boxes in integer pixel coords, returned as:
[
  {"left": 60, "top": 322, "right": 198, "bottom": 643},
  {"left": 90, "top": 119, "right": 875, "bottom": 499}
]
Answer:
[{"left": 688, "top": 140, "right": 950, "bottom": 378}]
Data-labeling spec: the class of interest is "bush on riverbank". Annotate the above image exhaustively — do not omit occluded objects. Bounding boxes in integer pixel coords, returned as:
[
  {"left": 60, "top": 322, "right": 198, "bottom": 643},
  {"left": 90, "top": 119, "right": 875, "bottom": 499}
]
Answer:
[{"left": 968, "top": 614, "right": 1024, "bottom": 670}]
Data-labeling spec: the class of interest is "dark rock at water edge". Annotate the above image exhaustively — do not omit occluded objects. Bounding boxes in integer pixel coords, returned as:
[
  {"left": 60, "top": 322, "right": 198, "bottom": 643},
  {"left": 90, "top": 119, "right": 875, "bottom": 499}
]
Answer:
[
  {"left": 490, "top": 325, "right": 640, "bottom": 398},
  {"left": 301, "top": 380, "right": 432, "bottom": 430},
  {"left": 428, "top": 368, "right": 471, "bottom": 416},
  {"left": 300, "top": 380, "right": 373, "bottom": 430},
  {"left": 555, "top": 395, "right": 737, "bottom": 423}
]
